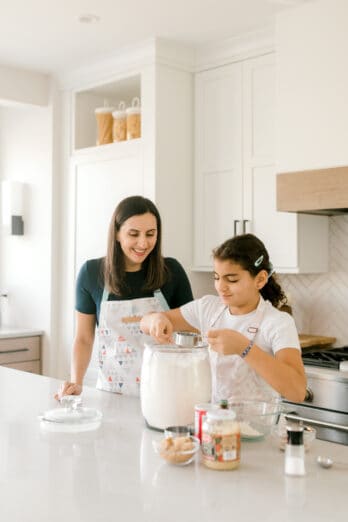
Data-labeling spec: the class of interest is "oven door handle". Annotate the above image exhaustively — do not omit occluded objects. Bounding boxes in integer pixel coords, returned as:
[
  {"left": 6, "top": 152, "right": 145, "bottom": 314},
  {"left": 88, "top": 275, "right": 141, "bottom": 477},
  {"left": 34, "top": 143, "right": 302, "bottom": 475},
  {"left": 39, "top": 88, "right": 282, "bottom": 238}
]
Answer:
[{"left": 285, "top": 413, "right": 348, "bottom": 432}]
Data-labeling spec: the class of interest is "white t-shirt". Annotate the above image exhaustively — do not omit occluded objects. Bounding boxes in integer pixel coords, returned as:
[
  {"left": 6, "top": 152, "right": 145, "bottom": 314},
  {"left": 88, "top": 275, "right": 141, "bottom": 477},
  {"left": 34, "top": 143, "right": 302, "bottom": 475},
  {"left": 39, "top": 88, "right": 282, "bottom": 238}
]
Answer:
[{"left": 180, "top": 295, "right": 300, "bottom": 402}]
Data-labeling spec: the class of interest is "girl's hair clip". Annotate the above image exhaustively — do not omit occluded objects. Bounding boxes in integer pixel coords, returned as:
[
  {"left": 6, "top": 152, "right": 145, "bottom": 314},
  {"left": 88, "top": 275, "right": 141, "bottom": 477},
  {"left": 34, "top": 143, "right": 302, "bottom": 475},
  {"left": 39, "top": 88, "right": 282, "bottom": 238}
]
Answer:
[{"left": 254, "top": 255, "right": 264, "bottom": 267}]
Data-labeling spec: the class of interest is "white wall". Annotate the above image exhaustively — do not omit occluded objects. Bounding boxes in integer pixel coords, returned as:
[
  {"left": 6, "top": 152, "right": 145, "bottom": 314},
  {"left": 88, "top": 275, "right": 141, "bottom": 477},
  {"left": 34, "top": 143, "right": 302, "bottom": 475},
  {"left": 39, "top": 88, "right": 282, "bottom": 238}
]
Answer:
[
  {"left": 275, "top": 0, "right": 348, "bottom": 346},
  {"left": 0, "top": 65, "right": 49, "bottom": 106},
  {"left": 0, "top": 103, "right": 53, "bottom": 373},
  {"left": 276, "top": 0, "right": 348, "bottom": 171}
]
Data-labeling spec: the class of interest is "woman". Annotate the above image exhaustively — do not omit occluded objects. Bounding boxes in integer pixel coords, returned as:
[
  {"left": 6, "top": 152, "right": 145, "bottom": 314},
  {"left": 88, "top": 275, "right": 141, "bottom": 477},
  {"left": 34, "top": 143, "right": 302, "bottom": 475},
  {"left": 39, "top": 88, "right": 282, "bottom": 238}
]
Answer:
[
  {"left": 56, "top": 195, "right": 193, "bottom": 398},
  {"left": 141, "top": 233, "right": 306, "bottom": 403}
]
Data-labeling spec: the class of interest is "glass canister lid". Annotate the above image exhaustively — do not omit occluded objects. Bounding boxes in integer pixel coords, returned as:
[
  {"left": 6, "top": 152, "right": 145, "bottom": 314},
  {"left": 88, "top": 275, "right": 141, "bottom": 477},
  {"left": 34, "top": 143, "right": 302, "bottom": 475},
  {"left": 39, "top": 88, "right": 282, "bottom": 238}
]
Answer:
[
  {"left": 126, "top": 96, "right": 141, "bottom": 114},
  {"left": 39, "top": 396, "right": 102, "bottom": 432},
  {"left": 112, "top": 100, "right": 126, "bottom": 119},
  {"left": 95, "top": 98, "right": 115, "bottom": 114}
]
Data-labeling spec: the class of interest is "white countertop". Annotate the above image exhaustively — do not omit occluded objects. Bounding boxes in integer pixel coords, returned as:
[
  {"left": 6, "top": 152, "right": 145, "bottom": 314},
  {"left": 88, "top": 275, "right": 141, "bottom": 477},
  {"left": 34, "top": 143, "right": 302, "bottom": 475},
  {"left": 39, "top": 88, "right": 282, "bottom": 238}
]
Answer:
[
  {"left": 0, "top": 327, "right": 43, "bottom": 339},
  {"left": 0, "top": 366, "right": 347, "bottom": 522}
]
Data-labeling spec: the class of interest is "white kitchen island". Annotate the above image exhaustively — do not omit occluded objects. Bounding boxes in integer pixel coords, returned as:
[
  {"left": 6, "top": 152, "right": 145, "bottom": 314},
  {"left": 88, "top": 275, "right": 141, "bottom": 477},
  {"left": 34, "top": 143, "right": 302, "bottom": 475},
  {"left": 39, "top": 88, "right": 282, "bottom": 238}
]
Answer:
[{"left": 0, "top": 366, "right": 347, "bottom": 522}]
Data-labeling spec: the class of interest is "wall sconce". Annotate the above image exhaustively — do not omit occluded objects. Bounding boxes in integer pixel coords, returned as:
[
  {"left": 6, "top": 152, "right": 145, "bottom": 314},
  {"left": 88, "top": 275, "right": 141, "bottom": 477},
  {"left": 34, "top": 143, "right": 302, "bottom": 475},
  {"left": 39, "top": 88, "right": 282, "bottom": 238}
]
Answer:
[{"left": 1, "top": 180, "right": 24, "bottom": 235}]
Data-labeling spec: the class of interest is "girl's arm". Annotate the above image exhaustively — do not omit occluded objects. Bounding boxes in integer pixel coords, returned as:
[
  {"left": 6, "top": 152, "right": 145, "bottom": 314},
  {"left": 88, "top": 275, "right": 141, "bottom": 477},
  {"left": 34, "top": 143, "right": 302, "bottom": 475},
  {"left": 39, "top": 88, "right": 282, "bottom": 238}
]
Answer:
[
  {"left": 140, "top": 308, "right": 197, "bottom": 343},
  {"left": 207, "top": 329, "right": 306, "bottom": 403},
  {"left": 55, "top": 312, "right": 96, "bottom": 399}
]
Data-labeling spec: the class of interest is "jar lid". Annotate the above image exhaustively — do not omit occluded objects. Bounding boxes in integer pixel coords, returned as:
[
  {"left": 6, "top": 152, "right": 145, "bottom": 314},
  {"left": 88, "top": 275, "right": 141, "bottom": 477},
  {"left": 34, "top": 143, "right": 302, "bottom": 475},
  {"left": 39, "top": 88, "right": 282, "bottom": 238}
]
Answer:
[
  {"left": 112, "top": 101, "right": 126, "bottom": 118},
  {"left": 39, "top": 397, "right": 102, "bottom": 433},
  {"left": 95, "top": 106, "right": 115, "bottom": 114},
  {"left": 126, "top": 96, "right": 141, "bottom": 114},
  {"left": 112, "top": 109, "right": 127, "bottom": 118},
  {"left": 206, "top": 409, "right": 236, "bottom": 421}
]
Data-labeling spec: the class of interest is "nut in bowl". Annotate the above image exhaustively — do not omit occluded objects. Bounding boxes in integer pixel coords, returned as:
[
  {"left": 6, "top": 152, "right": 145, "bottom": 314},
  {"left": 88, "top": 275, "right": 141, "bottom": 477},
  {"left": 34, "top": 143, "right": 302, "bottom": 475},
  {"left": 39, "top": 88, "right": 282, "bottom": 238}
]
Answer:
[
  {"left": 153, "top": 435, "right": 200, "bottom": 466},
  {"left": 227, "top": 399, "right": 283, "bottom": 440}
]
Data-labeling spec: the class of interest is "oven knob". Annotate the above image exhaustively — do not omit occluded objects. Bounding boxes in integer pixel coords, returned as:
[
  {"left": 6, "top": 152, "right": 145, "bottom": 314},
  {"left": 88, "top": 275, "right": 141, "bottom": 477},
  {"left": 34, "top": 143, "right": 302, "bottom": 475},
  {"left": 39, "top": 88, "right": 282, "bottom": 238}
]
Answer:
[{"left": 304, "top": 387, "right": 314, "bottom": 402}]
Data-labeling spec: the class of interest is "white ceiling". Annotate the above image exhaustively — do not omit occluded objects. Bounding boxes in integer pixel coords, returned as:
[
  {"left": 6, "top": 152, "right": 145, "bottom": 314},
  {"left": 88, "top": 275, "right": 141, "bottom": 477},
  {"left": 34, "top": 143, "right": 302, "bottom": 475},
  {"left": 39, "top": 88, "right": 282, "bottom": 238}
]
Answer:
[{"left": 0, "top": 0, "right": 313, "bottom": 75}]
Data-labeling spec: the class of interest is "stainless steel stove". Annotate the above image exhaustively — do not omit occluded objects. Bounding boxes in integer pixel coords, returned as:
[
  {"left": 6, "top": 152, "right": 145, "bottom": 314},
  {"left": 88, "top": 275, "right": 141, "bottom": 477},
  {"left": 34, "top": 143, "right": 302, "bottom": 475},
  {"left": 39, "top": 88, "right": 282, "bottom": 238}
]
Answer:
[{"left": 283, "top": 347, "right": 348, "bottom": 445}]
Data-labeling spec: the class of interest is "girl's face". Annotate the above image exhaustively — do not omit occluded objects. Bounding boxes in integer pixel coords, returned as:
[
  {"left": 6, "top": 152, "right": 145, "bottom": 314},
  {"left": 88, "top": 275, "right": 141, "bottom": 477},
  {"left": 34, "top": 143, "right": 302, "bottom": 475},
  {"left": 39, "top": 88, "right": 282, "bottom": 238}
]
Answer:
[
  {"left": 117, "top": 212, "right": 158, "bottom": 271},
  {"left": 213, "top": 258, "right": 267, "bottom": 314}
]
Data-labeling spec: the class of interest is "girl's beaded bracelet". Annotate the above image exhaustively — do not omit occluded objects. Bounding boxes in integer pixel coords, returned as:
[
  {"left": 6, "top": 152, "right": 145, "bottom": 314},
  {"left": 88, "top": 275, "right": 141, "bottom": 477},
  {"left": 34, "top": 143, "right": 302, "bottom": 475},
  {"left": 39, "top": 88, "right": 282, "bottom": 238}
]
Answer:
[{"left": 241, "top": 340, "right": 254, "bottom": 359}]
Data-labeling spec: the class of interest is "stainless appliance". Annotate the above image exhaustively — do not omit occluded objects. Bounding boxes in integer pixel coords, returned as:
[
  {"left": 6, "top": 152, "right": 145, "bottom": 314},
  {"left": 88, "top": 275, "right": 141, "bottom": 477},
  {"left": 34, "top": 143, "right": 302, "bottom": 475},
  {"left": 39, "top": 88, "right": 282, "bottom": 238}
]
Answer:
[{"left": 283, "top": 347, "right": 348, "bottom": 445}]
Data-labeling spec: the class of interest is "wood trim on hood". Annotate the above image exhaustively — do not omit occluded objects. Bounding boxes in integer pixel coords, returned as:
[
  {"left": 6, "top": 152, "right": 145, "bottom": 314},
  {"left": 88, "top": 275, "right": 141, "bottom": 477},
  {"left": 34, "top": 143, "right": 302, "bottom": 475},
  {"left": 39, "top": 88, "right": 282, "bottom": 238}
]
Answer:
[{"left": 276, "top": 166, "right": 348, "bottom": 216}]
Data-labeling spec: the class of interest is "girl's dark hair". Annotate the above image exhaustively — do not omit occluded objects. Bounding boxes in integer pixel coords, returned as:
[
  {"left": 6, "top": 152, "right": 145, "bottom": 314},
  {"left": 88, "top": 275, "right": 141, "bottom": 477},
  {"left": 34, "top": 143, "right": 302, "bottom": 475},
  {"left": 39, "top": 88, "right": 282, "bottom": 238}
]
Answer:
[
  {"left": 213, "top": 233, "right": 287, "bottom": 309},
  {"left": 103, "top": 195, "right": 167, "bottom": 296}
]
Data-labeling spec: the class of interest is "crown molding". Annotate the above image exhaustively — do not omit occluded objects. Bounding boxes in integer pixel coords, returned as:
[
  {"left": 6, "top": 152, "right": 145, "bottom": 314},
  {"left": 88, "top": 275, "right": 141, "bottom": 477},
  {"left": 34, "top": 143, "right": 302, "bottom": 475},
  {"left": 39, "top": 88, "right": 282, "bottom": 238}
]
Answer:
[
  {"left": 195, "top": 25, "right": 275, "bottom": 71},
  {"left": 56, "top": 39, "right": 156, "bottom": 90},
  {"left": 56, "top": 26, "right": 275, "bottom": 91},
  {"left": 57, "top": 38, "right": 196, "bottom": 91}
]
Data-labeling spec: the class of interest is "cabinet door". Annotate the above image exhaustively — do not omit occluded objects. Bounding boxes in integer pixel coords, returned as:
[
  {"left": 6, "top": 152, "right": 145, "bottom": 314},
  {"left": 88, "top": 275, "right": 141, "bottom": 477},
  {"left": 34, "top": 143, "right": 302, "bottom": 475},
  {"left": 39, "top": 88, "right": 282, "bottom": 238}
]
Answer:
[
  {"left": 194, "top": 63, "right": 243, "bottom": 268},
  {"left": 243, "top": 54, "right": 328, "bottom": 273},
  {"left": 242, "top": 54, "right": 299, "bottom": 268},
  {"left": 74, "top": 142, "right": 144, "bottom": 275}
]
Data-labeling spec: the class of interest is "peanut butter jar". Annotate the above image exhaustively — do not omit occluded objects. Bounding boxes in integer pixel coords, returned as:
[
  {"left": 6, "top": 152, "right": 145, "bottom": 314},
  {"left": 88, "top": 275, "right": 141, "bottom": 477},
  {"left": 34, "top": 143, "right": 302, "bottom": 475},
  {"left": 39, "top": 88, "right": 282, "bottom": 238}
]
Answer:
[{"left": 202, "top": 409, "right": 240, "bottom": 470}]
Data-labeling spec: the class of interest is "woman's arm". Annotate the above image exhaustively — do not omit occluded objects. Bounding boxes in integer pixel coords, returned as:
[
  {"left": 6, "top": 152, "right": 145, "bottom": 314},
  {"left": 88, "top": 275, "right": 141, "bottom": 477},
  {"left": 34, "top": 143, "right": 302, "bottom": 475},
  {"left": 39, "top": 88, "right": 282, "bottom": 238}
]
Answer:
[
  {"left": 55, "top": 311, "right": 96, "bottom": 399},
  {"left": 207, "top": 329, "right": 306, "bottom": 402},
  {"left": 140, "top": 308, "right": 197, "bottom": 343}
]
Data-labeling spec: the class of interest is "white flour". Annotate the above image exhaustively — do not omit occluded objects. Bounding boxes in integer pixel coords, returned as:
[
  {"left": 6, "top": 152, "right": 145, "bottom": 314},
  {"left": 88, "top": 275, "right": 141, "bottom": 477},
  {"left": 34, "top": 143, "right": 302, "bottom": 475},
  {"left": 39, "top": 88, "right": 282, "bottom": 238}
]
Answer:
[{"left": 140, "top": 346, "right": 212, "bottom": 430}]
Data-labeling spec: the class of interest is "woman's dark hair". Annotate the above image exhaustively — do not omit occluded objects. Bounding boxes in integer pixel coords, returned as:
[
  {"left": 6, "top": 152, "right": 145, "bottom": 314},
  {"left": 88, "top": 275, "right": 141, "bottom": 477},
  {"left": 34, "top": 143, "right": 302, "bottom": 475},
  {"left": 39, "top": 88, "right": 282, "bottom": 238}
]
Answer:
[
  {"left": 213, "top": 233, "right": 287, "bottom": 309},
  {"left": 103, "top": 195, "right": 167, "bottom": 296}
]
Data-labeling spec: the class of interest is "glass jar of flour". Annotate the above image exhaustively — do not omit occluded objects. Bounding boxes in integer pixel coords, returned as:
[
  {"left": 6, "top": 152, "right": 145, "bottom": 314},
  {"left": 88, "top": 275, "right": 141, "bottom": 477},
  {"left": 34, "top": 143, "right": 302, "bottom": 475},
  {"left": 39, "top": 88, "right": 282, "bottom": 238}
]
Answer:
[{"left": 140, "top": 342, "right": 211, "bottom": 430}]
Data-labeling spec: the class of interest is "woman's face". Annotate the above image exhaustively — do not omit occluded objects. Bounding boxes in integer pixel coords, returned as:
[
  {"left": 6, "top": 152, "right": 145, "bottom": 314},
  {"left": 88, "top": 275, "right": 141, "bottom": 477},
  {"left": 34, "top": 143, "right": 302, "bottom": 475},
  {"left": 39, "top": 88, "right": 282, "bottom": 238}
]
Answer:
[{"left": 117, "top": 212, "right": 158, "bottom": 271}]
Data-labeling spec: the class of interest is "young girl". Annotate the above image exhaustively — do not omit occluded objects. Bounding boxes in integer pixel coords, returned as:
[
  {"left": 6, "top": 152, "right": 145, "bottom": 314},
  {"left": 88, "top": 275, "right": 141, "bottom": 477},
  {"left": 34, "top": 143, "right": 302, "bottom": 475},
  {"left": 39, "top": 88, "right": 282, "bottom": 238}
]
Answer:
[
  {"left": 56, "top": 195, "right": 193, "bottom": 399},
  {"left": 140, "top": 233, "right": 306, "bottom": 403}
]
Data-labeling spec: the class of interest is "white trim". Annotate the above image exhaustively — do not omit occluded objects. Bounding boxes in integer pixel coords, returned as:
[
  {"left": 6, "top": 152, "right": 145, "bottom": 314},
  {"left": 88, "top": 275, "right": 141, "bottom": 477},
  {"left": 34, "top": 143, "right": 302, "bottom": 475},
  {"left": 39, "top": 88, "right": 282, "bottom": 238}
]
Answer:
[
  {"left": 57, "top": 28, "right": 275, "bottom": 91},
  {"left": 195, "top": 26, "right": 275, "bottom": 72},
  {"left": 57, "top": 38, "right": 196, "bottom": 90}
]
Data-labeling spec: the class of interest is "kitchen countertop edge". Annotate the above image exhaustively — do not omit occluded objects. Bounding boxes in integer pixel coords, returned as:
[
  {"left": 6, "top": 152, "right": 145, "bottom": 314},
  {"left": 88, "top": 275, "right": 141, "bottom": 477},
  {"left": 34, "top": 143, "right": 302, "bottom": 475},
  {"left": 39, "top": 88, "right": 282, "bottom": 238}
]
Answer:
[{"left": 0, "top": 327, "right": 44, "bottom": 339}]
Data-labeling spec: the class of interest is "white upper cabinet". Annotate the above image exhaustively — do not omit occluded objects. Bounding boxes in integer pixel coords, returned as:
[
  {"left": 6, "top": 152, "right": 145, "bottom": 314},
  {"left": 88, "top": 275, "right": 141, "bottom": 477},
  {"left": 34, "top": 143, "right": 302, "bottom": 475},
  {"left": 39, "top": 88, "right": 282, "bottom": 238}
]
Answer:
[
  {"left": 194, "top": 62, "right": 243, "bottom": 268},
  {"left": 194, "top": 52, "right": 329, "bottom": 273},
  {"left": 276, "top": 0, "right": 348, "bottom": 171},
  {"left": 63, "top": 41, "right": 195, "bottom": 283}
]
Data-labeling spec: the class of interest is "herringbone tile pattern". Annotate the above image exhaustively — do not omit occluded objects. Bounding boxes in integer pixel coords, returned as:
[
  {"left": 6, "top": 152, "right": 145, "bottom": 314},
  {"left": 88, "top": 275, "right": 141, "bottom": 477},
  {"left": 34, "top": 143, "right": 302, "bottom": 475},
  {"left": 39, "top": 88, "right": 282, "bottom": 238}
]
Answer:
[{"left": 280, "top": 216, "right": 348, "bottom": 346}]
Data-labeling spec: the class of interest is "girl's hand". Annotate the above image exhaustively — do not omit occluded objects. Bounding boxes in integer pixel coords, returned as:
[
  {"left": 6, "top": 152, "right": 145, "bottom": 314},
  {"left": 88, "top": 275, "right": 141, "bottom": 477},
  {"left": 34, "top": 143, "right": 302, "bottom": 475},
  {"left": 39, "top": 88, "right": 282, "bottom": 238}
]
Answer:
[
  {"left": 207, "top": 329, "right": 249, "bottom": 356},
  {"left": 140, "top": 312, "right": 173, "bottom": 344},
  {"left": 54, "top": 381, "right": 82, "bottom": 401}
]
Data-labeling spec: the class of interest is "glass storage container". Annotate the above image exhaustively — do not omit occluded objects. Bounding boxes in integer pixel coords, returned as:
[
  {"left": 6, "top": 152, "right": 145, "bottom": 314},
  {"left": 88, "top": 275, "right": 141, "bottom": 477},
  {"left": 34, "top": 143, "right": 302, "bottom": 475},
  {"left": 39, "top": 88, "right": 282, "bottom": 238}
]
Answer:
[{"left": 140, "top": 341, "right": 211, "bottom": 430}]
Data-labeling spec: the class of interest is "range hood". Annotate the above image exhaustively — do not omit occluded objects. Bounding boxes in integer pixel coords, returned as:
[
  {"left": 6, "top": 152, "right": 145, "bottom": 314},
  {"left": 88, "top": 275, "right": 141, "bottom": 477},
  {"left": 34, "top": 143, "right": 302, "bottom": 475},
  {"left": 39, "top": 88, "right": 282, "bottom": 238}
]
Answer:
[{"left": 276, "top": 166, "right": 348, "bottom": 216}]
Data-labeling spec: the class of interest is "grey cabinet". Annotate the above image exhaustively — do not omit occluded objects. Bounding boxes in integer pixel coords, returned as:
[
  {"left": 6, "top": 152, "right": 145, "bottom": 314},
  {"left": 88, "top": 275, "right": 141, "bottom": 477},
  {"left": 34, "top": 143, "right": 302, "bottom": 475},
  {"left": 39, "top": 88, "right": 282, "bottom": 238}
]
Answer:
[{"left": 0, "top": 336, "right": 41, "bottom": 374}]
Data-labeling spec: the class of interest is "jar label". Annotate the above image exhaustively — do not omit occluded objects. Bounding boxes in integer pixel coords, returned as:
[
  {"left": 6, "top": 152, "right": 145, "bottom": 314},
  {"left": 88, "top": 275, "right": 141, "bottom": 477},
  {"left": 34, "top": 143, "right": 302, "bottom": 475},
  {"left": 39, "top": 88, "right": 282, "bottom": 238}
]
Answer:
[{"left": 202, "top": 432, "right": 240, "bottom": 463}]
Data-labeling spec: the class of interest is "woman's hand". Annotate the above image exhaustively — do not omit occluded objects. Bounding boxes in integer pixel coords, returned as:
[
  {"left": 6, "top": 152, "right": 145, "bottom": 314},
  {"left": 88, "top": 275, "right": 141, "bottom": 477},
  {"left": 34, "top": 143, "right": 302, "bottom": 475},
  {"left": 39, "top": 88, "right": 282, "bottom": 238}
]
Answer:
[
  {"left": 140, "top": 312, "right": 174, "bottom": 344},
  {"left": 207, "top": 329, "right": 249, "bottom": 356},
  {"left": 54, "top": 381, "right": 83, "bottom": 401}
]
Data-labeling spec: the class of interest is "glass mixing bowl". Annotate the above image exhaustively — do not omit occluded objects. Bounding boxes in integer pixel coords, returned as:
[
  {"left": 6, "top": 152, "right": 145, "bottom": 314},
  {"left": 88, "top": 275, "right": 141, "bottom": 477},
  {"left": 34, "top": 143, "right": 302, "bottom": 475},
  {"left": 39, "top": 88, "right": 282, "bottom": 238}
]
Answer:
[{"left": 227, "top": 399, "right": 284, "bottom": 440}]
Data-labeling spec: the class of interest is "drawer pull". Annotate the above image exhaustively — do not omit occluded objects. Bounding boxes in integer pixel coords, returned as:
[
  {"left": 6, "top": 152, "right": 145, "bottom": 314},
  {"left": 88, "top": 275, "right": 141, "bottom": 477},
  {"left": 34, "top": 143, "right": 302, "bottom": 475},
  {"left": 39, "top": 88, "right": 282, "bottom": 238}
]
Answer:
[{"left": 0, "top": 348, "right": 29, "bottom": 354}]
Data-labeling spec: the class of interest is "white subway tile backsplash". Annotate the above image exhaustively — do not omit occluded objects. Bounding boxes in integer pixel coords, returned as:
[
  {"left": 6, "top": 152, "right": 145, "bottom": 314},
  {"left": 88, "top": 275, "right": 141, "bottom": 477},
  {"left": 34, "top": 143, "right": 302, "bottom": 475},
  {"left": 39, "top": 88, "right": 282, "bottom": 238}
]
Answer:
[{"left": 280, "top": 215, "right": 348, "bottom": 346}]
